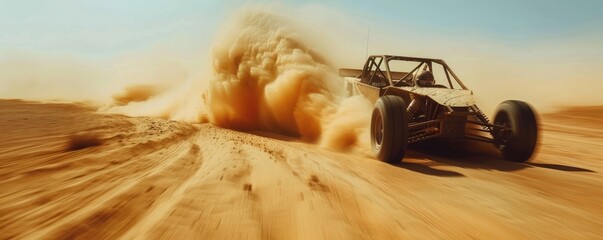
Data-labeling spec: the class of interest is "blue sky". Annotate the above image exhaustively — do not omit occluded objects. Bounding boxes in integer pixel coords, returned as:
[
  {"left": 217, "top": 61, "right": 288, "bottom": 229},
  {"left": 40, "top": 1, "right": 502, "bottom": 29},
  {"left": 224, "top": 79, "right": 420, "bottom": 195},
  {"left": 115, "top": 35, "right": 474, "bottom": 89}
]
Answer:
[
  {"left": 1, "top": 0, "right": 602, "bottom": 60},
  {"left": 326, "top": 0, "right": 603, "bottom": 39},
  {"left": 0, "top": 0, "right": 236, "bottom": 59},
  {"left": 1, "top": 0, "right": 602, "bottom": 109}
]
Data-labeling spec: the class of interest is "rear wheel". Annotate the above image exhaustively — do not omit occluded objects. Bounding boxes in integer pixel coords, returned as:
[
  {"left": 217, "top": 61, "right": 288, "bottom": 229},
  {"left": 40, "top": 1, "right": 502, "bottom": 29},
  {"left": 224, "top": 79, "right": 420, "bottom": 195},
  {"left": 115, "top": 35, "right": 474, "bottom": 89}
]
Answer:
[
  {"left": 371, "top": 95, "right": 409, "bottom": 163},
  {"left": 493, "top": 100, "right": 538, "bottom": 162}
]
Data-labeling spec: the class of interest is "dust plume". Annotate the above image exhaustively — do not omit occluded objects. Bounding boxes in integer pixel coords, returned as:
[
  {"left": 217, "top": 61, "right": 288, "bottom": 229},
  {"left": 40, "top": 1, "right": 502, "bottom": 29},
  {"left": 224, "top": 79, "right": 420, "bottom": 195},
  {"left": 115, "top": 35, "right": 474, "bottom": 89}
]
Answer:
[
  {"left": 103, "top": 53, "right": 208, "bottom": 122},
  {"left": 206, "top": 10, "right": 371, "bottom": 151},
  {"left": 74, "top": 7, "right": 372, "bottom": 151},
  {"left": 319, "top": 96, "right": 372, "bottom": 152},
  {"left": 112, "top": 85, "right": 161, "bottom": 106},
  {"left": 106, "top": 75, "right": 207, "bottom": 122},
  {"left": 207, "top": 11, "right": 335, "bottom": 139}
]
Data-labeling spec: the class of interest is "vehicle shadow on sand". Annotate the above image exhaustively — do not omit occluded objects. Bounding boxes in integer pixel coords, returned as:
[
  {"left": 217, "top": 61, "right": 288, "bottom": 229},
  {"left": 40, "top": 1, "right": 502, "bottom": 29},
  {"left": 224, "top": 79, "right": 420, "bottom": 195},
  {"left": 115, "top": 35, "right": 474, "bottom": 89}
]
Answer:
[
  {"left": 246, "top": 130, "right": 595, "bottom": 175},
  {"left": 401, "top": 139, "right": 596, "bottom": 174},
  {"left": 525, "top": 162, "right": 595, "bottom": 173},
  {"left": 394, "top": 159, "right": 466, "bottom": 177}
]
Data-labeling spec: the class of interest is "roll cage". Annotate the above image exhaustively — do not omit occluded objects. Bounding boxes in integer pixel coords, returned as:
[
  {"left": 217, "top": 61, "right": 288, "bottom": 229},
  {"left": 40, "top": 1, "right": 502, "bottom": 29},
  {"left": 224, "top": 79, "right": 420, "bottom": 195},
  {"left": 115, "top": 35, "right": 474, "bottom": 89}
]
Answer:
[{"left": 360, "top": 55, "right": 468, "bottom": 90}]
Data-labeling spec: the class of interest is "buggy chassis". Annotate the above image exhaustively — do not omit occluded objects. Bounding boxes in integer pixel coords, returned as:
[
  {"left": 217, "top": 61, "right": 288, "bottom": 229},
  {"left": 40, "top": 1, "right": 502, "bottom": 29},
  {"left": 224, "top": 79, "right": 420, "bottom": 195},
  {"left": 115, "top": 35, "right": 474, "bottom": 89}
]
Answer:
[{"left": 340, "top": 55, "right": 538, "bottom": 163}]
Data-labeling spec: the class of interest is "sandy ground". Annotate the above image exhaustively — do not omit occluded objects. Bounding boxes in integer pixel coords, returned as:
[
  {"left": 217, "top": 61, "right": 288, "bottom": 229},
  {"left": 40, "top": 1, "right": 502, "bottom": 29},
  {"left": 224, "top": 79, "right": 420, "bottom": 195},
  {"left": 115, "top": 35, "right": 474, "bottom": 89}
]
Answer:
[{"left": 0, "top": 100, "right": 602, "bottom": 239}]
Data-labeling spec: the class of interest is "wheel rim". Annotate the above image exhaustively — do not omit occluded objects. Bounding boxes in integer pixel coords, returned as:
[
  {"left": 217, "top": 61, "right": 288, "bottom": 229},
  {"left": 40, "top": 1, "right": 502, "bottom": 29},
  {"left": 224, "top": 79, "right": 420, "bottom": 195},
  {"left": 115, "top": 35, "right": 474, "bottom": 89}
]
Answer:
[
  {"left": 373, "top": 111, "right": 383, "bottom": 150},
  {"left": 494, "top": 111, "right": 512, "bottom": 149}
]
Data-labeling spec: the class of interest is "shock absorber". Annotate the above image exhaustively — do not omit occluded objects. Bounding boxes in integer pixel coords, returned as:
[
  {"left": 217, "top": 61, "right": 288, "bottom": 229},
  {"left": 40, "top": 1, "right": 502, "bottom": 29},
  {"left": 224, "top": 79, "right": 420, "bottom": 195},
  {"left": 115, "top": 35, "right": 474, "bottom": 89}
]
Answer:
[
  {"left": 472, "top": 105, "right": 493, "bottom": 132},
  {"left": 407, "top": 97, "right": 424, "bottom": 120}
]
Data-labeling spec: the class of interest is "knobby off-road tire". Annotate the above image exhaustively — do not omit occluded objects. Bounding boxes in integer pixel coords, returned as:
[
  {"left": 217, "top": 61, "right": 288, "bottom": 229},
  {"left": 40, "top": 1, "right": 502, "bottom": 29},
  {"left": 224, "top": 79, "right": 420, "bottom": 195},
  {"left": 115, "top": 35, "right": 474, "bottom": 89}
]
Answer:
[
  {"left": 493, "top": 100, "right": 538, "bottom": 162},
  {"left": 371, "top": 95, "right": 409, "bottom": 164}
]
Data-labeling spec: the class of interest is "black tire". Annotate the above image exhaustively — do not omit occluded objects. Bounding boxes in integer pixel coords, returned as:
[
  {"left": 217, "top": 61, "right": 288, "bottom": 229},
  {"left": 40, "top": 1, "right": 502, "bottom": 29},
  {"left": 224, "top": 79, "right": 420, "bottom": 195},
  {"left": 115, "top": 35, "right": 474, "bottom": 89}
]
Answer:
[
  {"left": 371, "top": 95, "right": 409, "bottom": 163},
  {"left": 493, "top": 100, "right": 538, "bottom": 162}
]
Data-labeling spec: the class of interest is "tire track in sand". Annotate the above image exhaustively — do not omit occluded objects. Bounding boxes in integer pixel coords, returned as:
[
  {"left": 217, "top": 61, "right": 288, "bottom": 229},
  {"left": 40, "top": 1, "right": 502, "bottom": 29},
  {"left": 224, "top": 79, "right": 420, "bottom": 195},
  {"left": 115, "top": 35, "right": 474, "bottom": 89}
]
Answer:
[
  {"left": 0, "top": 119, "right": 196, "bottom": 239},
  {"left": 45, "top": 143, "right": 203, "bottom": 239}
]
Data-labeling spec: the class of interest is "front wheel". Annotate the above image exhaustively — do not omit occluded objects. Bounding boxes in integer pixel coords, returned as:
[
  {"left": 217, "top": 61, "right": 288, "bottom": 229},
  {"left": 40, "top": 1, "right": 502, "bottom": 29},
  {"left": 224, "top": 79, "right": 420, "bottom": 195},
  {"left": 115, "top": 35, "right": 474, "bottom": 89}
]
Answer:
[
  {"left": 492, "top": 100, "right": 538, "bottom": 162},
  {"left": 371, "top": 95, "right": 409, "bottom": 163}
]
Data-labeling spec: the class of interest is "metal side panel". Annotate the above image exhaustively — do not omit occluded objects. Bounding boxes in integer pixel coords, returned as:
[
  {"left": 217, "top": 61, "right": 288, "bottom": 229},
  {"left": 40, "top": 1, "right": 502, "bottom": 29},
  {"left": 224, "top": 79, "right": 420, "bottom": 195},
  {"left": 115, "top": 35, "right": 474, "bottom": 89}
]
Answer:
[{"left": 407, "top": 88, "right": 476, "bottom": 107}]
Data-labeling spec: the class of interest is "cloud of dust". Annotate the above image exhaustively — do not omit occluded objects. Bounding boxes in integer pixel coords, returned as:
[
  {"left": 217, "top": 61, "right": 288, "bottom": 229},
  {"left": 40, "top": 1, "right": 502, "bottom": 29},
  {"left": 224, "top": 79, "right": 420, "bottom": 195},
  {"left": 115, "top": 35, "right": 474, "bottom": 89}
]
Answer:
[
  {"left": 111, "top": 7, "right": 373, "bottom": 151},
  {"left": 319, "top": 96, "right": 373, "bottom": 153},
  {"left": 100, "top": 51, "right": 209, "bottom": 122},
  {"left": 107, "top": 8, "right": 373, "bottom": 151},
  {"left": 105, "top": 72, "right": 208, "bottom": 122},
  {"left": 112, "top": 84, "right": 161, "bottom": 106},
  {"left": 207, "top": 11, "right": 335, "bottom": 139},
  {"left": 205, "top": 10, "right": 372, "bottom": 151}
]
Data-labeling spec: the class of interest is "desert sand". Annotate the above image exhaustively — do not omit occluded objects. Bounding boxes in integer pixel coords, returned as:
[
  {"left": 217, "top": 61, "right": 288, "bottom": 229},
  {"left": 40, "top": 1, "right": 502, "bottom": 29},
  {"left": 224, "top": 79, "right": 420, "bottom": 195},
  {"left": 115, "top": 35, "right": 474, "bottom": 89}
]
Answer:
[{"left": 0, "top": 99, "right": 602, "bottom": 239}]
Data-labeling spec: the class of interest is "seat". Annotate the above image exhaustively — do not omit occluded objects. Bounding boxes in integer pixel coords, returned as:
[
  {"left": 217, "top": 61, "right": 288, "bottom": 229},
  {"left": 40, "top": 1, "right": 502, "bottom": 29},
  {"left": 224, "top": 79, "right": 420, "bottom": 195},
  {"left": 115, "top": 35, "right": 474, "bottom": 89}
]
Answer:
[{"left": 370, "top": 75, "right": 389, "bottom": 88}]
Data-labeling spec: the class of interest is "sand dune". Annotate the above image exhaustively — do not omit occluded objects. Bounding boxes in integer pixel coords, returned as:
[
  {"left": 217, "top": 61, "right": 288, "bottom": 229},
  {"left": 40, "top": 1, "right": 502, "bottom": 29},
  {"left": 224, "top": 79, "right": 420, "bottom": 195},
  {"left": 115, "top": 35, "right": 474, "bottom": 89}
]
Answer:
[{"left": 0, "top": 100, "right": 602, "bottom": 239}]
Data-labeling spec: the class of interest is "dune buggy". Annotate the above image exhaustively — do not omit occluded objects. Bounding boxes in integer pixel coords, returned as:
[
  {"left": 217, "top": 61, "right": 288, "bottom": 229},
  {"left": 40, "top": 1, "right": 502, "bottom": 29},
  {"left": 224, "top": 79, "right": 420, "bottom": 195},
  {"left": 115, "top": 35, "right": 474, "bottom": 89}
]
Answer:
[{"left": 340, "top": 55, "right": 538, "bottom": 163}]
